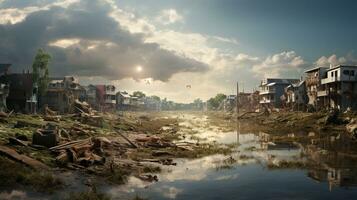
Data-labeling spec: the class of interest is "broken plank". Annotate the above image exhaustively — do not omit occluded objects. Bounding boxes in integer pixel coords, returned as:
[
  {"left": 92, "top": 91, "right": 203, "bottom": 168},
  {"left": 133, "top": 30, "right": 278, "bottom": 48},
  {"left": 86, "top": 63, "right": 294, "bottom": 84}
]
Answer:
[{"left": 0, "top": 145, "right": 49, "bottom": 170}]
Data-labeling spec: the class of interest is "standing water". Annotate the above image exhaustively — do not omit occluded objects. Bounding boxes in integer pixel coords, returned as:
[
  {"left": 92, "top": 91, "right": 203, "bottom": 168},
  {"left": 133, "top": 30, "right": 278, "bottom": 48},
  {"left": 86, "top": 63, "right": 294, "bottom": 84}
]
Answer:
[{"left": 103, "top": 113, "right": 357, "bottom": 200}]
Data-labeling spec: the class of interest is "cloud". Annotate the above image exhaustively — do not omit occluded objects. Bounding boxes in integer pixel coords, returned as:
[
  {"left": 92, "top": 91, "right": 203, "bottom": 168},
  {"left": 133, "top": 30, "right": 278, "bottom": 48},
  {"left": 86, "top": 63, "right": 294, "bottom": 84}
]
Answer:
[
  {"left": 156, "top": 9, "right": 184, "bottom": 25},
  {"left": 0, "top": 0, "right": 79, "bottom": 25},
  {"left": 315, "top": 53, "right": 357, "bottom": 67},
  {"left": 0, "top": 0, "right": 208, "bottom": 82},
  {"left": 252, "top": 51, "right": 306, "bottom": 77}
]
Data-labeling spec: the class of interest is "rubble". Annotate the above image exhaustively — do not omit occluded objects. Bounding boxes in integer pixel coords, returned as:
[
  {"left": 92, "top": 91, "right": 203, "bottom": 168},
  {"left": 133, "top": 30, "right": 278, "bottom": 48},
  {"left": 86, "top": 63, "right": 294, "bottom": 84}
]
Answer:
[{"left": 51, "top": 137, "right": 106, "bottom": 167}]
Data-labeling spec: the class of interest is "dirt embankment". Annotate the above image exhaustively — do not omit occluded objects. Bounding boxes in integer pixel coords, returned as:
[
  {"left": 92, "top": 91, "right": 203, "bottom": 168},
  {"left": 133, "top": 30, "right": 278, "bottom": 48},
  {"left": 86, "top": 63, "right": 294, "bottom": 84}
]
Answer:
[{"left": 0, "top": 111, "right": 231, "bottom": 197}]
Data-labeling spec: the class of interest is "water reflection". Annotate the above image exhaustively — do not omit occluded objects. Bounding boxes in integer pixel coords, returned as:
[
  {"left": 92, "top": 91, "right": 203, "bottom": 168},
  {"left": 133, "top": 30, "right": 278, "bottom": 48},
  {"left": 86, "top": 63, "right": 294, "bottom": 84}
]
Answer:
[{"left": 108, "top": 114, "right": 357, "bottom": 200}]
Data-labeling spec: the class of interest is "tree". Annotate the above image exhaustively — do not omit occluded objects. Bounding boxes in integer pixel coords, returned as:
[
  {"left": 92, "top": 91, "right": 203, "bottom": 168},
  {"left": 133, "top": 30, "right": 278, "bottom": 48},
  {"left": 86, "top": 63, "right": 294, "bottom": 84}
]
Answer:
[
  {"left": 150, "top": 95, "right": 161, "bottom": 102},
  {"left": 132, "top": 91, "right": 146, "bottom": 98},
  {"left": 207, "top": 93, "right": 226, "bottom": 110},
  {"left": 32, "top": 49, "right": 51, "bottom": 95}
]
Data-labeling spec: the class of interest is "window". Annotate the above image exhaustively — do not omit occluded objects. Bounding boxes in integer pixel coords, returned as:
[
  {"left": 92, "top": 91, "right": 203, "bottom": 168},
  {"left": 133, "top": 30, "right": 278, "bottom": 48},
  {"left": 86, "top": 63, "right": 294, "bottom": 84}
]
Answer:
[
  {"left": 331, "top": 71, "right": 334, "bottom": 77},
  {"left": 351, "top": 70, "right": 355, "bottom": 76},
  {"left": 343, "top": 70, "right": 350, "bottom": 75}
]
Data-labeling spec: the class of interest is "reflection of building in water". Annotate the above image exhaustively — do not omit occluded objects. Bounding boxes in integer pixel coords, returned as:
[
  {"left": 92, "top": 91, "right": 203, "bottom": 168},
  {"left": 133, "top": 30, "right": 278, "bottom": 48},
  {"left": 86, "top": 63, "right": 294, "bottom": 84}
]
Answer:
[
  {"left": 303, "top": 135, "right": 357, "bottom": 191},
  {"left": 327, "top": 168, "right": 357, "bottom": 191}
]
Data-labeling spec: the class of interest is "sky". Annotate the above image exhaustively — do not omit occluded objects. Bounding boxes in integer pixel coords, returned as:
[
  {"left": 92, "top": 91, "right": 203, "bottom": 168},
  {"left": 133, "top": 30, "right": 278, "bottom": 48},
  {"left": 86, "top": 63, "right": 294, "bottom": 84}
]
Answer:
[{"left": 1, "top": 0, "right": 357, "bottom": 103}]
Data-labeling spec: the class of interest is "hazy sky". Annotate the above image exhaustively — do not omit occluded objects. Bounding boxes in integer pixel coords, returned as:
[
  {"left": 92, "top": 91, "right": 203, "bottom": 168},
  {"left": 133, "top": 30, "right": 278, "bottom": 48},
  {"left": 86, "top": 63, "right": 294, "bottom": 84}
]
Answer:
[{"left": 1, "top": 0, "right": 357, "bottom": 102}]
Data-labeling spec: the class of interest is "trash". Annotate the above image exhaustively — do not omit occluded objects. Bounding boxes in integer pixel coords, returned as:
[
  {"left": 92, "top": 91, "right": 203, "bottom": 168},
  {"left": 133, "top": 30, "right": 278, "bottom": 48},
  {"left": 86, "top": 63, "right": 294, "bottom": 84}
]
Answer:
[{"left": 137, "top": 174, "right": 158, "bottom": 182}]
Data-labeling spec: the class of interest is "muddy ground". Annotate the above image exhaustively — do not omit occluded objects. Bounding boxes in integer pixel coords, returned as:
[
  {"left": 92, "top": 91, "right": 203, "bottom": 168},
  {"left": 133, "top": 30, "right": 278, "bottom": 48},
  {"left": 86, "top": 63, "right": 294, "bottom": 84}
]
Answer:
[
  {"left": 0, "top": 111, "right": 232, "bottom": 200},
  {"left": 1, "top": 110, "right": 357, "bottom": 199}
]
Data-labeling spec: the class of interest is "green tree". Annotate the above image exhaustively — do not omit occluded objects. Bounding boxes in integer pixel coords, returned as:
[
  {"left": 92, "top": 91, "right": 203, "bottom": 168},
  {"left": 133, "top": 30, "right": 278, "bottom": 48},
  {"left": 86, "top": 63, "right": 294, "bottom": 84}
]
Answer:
[
  {"left": 132, "top": 91, "right": 146, "bottom": 98},
  {"left": 32, "top": 49, "right": 51, "bottom": 95},
  {"left": 150, "top": 95, "right": 161, "bottom": 102},
  {"left": 207, "top": 93, "right": 226, "bottom": 110}
]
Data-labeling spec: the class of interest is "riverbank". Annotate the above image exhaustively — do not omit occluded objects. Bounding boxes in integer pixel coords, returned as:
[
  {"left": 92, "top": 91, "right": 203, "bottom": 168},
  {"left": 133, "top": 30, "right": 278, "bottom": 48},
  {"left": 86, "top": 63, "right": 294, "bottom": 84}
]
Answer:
[{"left": 0, "top": 111, "right": 232, "bottom": 199}]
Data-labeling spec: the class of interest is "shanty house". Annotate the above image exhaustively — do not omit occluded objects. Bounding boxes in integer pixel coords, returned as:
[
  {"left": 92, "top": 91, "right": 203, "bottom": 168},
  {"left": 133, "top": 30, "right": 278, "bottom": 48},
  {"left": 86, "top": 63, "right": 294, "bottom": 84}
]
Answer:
[
  {"left": 42, "top": 76, "right": 84, "bottom": 113},
  {"left": 259, "top": 78, "right": 300, "bottom": 108},
  {"left": 304, "top": 66, "right": 328, "bottom": 110}
]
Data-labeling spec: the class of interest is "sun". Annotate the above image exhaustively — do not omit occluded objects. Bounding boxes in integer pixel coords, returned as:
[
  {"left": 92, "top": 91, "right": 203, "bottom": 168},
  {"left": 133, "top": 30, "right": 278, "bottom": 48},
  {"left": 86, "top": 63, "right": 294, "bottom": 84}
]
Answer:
[{"left": 136, "top": 65, "right": 143, "bottom": 72}]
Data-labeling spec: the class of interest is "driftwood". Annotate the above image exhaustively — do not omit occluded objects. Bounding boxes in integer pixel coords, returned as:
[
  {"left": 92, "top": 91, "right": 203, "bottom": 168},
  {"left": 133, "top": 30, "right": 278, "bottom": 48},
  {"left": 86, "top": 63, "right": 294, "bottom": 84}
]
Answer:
[
  {"left": 0, "top": 145, "right": 49, "bottom": 170},
  {"left": 50, "top": 138, "right": 92, "bottom": 151},
  {"left": 114, "top": 130, "right": 138, "bottom": 148},
  {"left": 8, "top": 137, "right": 29, "bottom": 146}
]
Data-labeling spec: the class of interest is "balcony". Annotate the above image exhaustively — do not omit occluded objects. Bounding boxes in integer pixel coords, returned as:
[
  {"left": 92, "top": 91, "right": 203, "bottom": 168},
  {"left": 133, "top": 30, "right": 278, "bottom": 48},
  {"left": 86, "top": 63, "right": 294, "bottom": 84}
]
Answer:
[
  {"left": 317, "top": 90, "right": 328, "bottom": 97},
  {"left": 105, "top": 90, "right": 116, "bottom": 95},
  {"left": 321, "top": 76, "right": 339, "bottom": 84},
  {"left": 259, "top": 89, "right": 276, "bottom": 95},
  {"left": 105, "top": 99, "right": 116, "bottom": 104},
  {"left": 259, "top": 99, "right": 275, "bottom": 104}
]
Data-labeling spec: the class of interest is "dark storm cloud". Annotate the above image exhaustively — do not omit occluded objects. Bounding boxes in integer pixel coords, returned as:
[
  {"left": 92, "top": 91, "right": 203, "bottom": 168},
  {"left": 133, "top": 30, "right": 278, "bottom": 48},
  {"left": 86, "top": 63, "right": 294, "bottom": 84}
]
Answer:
[{"left": 0, "top": 0, "right": 208, "bottom": 81}]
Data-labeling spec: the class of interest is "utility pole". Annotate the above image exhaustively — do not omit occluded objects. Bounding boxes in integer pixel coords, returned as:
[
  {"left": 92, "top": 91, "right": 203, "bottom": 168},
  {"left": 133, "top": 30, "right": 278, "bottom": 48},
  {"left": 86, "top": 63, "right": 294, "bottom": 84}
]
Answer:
[{"left": 236, "top": 81, "right": 239, "bottom": 116}]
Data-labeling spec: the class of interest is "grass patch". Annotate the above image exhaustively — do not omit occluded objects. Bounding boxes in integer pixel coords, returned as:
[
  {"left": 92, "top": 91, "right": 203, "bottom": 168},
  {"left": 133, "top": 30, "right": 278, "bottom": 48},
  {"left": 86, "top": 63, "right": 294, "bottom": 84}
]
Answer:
[{"left": 0, "top": 156, "right": 62, "bottom": 193}]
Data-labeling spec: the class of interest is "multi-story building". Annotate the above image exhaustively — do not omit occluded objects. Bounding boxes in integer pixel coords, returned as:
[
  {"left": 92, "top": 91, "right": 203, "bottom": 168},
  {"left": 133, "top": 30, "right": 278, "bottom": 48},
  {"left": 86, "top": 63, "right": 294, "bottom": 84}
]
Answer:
[
  {"left": 95, "top": 85, "right": 116, "bottom": 111},
  {"left": 259, "top": 78, "right": 300, "bottom": 108},
  {"left": 304, "top": 66, "right": 328, "bottom": 109},
  {"left": 43, "top": 76, "right": 85, "bottom": 113},
  {"left": 319, "top": 65, "right": 357, "bottom": 111}
]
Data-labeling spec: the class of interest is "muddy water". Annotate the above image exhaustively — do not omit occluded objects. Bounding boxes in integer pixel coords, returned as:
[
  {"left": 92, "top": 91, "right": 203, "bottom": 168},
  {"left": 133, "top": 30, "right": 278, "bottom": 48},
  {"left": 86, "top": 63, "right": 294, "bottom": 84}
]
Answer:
[{"left": 105, "top": 113, "right": 357, "bottom": 200}]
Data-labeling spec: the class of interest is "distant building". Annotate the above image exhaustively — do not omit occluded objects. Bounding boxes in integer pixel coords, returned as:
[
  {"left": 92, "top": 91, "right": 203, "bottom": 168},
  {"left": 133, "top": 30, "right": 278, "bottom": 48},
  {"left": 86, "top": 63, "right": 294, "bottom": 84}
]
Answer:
[
  {"left": 116, "top": 91, "right": 131, "bottom": 110},
  {"left": 319, "top": 65, "right": 357, "bottom": 111},
  {"left": 0, "top": 71, "right": 36, "bottom": 113},
  {"left": 84, "top": 84, "right": 97, "bottom": 108},
  {"left": 42, "top": 76, "right": 85, "bottom": 113},
  {"left": 259, "top": 78, "right": 300, "bottom": 108},
  {"left": 144, "top": 96, "right": 161, "bottom": 111},
  {"left": 304, "top": 66, "right": 329, "bottom": 110},
  {"left": 285, "top": 80, "right": 308, "bottom": 110},
  {"left": 95, "top": 85, "right": 116, "bottom": 111},
  {"left": 223, "top": 95, "right": 236, "bottom": 112}
]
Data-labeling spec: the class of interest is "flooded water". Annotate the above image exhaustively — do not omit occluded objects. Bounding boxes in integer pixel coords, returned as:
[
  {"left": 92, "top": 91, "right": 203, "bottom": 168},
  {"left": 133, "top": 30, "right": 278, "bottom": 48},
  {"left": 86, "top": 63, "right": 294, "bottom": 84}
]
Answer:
[
  {"left": 2, "top": 113, "right": 357, "bottom": 200},
  {"left": 106, "top": 113, "right": 357, "bottom": 200}
]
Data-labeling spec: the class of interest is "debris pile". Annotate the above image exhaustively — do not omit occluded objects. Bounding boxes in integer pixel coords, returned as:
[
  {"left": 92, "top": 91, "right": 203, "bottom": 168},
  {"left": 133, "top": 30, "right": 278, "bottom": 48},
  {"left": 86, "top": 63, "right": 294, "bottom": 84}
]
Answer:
[
  {"left": 50, "top": 137, "right": 107, "bottom": 167},
  {"left": 74, "top": 100, "right": 104, "bottom": 127},
  {"left": 135, "top": 135, "right": 176, "bottom": 148}
]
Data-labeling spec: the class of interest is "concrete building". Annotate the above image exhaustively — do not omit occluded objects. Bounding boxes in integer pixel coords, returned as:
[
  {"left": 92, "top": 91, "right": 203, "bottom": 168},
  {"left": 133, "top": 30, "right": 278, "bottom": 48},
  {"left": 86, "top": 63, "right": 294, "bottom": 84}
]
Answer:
[
  {"left": 319, "top": 65, "right": 357, "bottom": 111},
  {"left": 304, "top": 66, "right": 329, "bottom": 110},
  {"left": 259, "top": 78, "right": 300, "bottom": 108}
]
